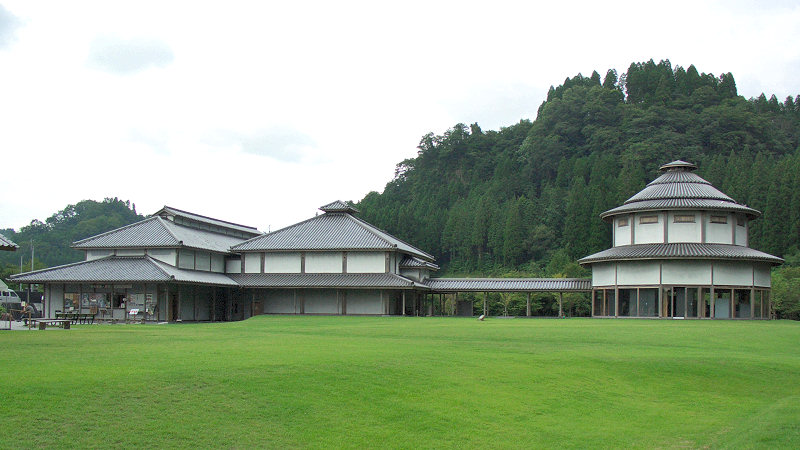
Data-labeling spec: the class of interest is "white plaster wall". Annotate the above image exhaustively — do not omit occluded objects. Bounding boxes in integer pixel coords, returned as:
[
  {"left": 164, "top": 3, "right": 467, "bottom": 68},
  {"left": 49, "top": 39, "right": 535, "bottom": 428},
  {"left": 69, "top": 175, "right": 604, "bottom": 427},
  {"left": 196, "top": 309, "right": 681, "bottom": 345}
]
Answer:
[
  {"left": 614, "top": 221, "right": 632, "bottom": 247},
  {"left": 116, "top": 249, "right": 145, "bottom": 257},
  {"left": 347, "top": 252, "right": 385, "bottom": 273},
  {"left": 754, "top": 264, "right": 771, "bottom": 287},
  {"left": 195, "top": 252, "right": 211, "bottom": 271},
  {"left": 347, "top": 290, "right": 383, "bottom": 314},
  {"left": 706, "top": 215, "right": 733, "bottom": 244},
  {"left": 667, "top": 212, "right": 701, "bottom": 243},
  {"left": 633, "top": 213, "right": 663, "bottom": 244},
  {"left": 265, "top": 253, "right": 301, "bottom": 273},
  {"left": 304, "top": 289, "right": 338, "bottom": 313},
  {"left": 713, "top": 261, "right": 753, "bottom": 286},
  {"left": 261, "top": 289, "right": 297, "bottom": 313},
  {"left": 148, "top": 249, "right": 177, "bottom": 266},
  {"left": 86, "top": 249, "right": 113, "bottom": 261},
  {"left": 178, "top": 250, "right": 195, "bottom": 269},
  {"left": 735, "top": 223, "right": 748, "bottom": 246},
  {"left": 305, "top": 252, "right": 342, "bottom": 273},
  {"left": 616, "top": 261, "right": 660, "bottom": 285},
  {"left": 211, "top": 254, "right": 224, "bottom": 273},
  {"left": 400, "top": 268, "right": 421, "bottom": 281},
  {"left": 48, "top": 284, "right": 64, "bottom": 313},
  {"left": 661, "top": 260, "right": 712, "bottom": 285},
  {"left": 592, "top": 263, "right": 616, "bottom": 287},
  {"left": 226, "top": 259, "right": 242, "bottom": 274},
  {"left": 244, "top": 253, "right": 261, "bottom": 274}
]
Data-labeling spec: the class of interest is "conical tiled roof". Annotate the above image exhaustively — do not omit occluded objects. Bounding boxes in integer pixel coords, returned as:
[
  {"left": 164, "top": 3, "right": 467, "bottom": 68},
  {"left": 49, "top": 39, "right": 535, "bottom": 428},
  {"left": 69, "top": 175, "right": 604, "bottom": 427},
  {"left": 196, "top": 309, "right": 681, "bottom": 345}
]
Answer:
[{"left": 600, "top": 160, "right": 760, "bottom": 220}]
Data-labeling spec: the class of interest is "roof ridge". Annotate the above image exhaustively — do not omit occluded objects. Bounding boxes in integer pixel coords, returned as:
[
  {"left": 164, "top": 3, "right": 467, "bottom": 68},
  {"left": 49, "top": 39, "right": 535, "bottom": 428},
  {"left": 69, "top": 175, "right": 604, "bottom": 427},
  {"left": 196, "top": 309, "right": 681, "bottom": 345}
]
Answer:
[
  {"left": 231, "top": 214, "right": 323, "bottom": 250},
  {"left": 348, "top": 214, "right": 435, "bottom": 260},
  {"left": 159, "top": 206, "right": 259, "bottom": 231},
  {"left": 157, "top": 217, "right": 184, "bottom": 246},
  {"left": 344, "top": 214, "right": 395, "bottom": 248},
  {"left": 9, "top": 255, "right": 118, "bottom": 279},
  {"left": 145, "top": 255, "right": 177, "bottom": 280},
  {"left": 72, "top": 216, "right": 160, "bottom": 246}
]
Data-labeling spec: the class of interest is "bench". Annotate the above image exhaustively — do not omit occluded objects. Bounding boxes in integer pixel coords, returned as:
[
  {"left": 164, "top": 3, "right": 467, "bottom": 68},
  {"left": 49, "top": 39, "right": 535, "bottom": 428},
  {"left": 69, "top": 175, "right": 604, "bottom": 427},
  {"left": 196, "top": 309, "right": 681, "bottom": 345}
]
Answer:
[
  {"left": 31, "top": 318, "right": 71, "bottom": 330},
  {"left": 55, "top": 312, "right": 96, "bottom": 325}
]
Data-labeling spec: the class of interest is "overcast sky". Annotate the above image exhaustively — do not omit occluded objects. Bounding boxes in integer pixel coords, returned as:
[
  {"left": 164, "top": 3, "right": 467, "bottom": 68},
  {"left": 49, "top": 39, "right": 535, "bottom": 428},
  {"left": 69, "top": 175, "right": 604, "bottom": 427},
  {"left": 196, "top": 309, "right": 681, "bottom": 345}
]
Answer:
[{"left": 1, "top": 1, "right": 798, "bottom": 233}]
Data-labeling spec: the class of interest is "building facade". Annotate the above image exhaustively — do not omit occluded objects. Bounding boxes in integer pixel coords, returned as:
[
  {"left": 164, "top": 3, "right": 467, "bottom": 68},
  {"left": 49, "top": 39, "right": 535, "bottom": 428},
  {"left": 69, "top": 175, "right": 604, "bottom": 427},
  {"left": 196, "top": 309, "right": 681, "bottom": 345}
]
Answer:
[{"left": 579, "top": 160, "right": 782, "bottom": 319}]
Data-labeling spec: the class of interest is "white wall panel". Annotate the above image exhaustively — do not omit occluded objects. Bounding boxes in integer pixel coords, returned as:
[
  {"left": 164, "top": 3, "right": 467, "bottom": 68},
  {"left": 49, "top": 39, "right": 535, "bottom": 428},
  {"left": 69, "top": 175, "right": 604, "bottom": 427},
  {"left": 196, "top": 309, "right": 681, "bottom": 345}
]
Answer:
[
  {"left": 195, "top": 252, "right": 211, "bottom": 271},
  {"left": 265, "top": 253, "right": 301, "bottom": 273},
  {"left": 244, "top": 253, "right": 261, "bottom": 274},
  {"left": 48, "top": 284, "right": 64, "bottom": 313},
  {"left": 735, "top": 223, "right": 748, "bottom": 246},
  {"left": 116, "top": 249, "right": 145, "bottom": 257},
  {"left": 226, "top": 259, "right": 242, "bottom": 274},
  {"left": 305, "top": 252, "right": 342, "bottom": 273},
  {"left": 211, "top": 254, "right": 224, "bottom": 273},
  {"left": 667, "top": 212, "right": 701, "bottom": 243},
  {"left": 347, "top": 252, "right": 385, "bottom": 273},
  {"left": 706, "top": 215, "right": 732, "bottom": 244},
  {"left": 347, "top": 290, "right": 383, "bottom": 314},
  {"left": 713, "top": 261, "right": 753, "bottom": 286},
  {"left": 304, "top": 289, "right": 338, "bottom": 313},
  {"left": 261, "top": 289, "right": 297, "bottom": 313},
  {"left": 86, "top": 250, "right": 113, "bottom": 261},
  {"left": 753, "top": 264, "right": 771, "bottom": 287},
  {"left": 178, "top": 250, "right": 195, "bottom": 270},
  {"left": 148, "top": 249, "right": 176, "bottom": 266},
  {"left": 633, "top": 214, "right": 663, "bottom": 244},
  {"left": 592, "top": 263, "right": 616, "bottom": 286},
  {"left": 616, "top": 261, "right": 660, "bottom": 285},
  {"left": 661, "top": 260, "right": 712, "bottom": 285}
]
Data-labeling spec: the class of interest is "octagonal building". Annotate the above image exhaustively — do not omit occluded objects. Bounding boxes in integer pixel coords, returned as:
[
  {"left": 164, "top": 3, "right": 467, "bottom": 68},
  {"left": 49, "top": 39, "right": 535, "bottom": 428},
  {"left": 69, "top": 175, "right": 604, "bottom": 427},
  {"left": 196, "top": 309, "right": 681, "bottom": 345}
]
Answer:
[{"left": 579, "top": 160, "right": 782, "bottom": 319}]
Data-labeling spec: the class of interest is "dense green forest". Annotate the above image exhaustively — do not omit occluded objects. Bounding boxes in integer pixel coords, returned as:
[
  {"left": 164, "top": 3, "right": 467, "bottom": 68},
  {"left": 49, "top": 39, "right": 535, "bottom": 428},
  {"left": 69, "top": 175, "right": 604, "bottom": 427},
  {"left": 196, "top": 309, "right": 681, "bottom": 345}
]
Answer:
[{"left": 0, "top": 198, "right": 143, "bottom": 282}]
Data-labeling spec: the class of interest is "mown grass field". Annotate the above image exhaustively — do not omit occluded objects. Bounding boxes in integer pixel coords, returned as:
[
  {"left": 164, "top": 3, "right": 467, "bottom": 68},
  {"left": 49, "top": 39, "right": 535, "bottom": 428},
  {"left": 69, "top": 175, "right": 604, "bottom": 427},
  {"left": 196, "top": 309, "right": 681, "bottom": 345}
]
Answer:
[{"left": 2, "top": 316, "right": 799, "bottom": 448}]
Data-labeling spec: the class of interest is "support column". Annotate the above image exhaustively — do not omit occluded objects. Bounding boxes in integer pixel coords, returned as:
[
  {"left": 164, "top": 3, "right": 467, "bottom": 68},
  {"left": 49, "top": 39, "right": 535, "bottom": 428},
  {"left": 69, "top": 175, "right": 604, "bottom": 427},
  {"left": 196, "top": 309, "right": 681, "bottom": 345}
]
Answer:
[
  {"left": 483, "top": 292, "right": 488, "bottom": 316},
  {"left": 526, "top": 292, "right": 531, "bottom": 317},
  {"left": 212, "top": 289, "right": 217, "bottom": 322},
  {"left": 177, "top": 285, "right": 182, "bottom": 321},
  {"left": 559, "top": 292, "right": 563, "bottom": 317},
  {"left": 402, "top": 291, "right": 406, "bottom": 316}
]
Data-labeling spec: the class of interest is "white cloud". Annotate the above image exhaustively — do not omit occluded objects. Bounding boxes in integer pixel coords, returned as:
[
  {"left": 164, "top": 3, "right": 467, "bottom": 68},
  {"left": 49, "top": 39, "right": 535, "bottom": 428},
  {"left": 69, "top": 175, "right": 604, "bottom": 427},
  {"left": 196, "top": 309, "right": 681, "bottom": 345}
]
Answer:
[{"left": 87, "top": 35, "right": 174, "bottom": 75}]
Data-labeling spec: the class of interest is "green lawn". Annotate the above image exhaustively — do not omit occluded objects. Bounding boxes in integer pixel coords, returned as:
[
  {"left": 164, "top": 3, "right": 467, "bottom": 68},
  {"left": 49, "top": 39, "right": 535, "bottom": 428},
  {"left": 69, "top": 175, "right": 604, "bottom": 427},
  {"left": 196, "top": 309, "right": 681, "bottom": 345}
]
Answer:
[{"left": 2, "top": 317, "right": 799, "bottom": 448}]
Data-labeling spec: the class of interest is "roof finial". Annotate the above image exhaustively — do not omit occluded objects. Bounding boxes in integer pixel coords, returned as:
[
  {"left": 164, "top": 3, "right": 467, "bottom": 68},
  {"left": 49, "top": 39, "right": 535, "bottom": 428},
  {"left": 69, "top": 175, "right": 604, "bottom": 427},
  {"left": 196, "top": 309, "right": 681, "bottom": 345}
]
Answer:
[{"left": 659, "top": 160, "right": 697, "bottom": 172}]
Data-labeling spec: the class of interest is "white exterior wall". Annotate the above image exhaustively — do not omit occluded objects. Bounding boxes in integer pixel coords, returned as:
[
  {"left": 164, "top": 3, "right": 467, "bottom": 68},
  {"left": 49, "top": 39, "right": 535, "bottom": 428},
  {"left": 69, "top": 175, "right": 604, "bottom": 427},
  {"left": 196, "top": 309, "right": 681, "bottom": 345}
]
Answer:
[
  {"left": 347, "top": 252, "right": 385, "bottom": 273},
  {"left": 735, "top": 222, "right": 748, "bottom": 246},
  {"left": 754, "top": 263, "right": 771, "bottom": 287},
  {"left": 305, "top": 252, "right": 342, "bottom": 273},
  {"left": 666, "top": 212, "right": 702, "bottom": 243},
  {"left": 195, "top": 252, "right": 211, "bottom": 271},
  {"left": 86, "top": 249, "right": 113, "bottom": 261},
  {"left": 616, "top": 261, "right": 660, "bottom": 285},
  {"left": 706, "top": 215, "right": 733, "bottom": 244},
  {"left": 633, "top": 213, "right": 664, "bottom": 244},
  {"left": 260, "top": 289, "right": 298, "bottom": 313},
  {"left": 226, "top": 259, "right": 242, "bottom": 274},
  {"left": 48, "top": 284, "right": 64, "bottom": 315},
  {"left": 178, "top": 250, "right": 195, "bottom": 269},
  {"left": 148, "top": 249, "right": 177, "bottom": 266},
  {"left": 614, "top": 216, "right": 632, "bottom": 246},
  {"left": 211, "top": 254, "right": 225, "bottom": 273},
  {"left": 592, "top": 263, "right": 616, "bottom": 286},
  {"left": 244, "top": 253, "right": 261, "bottom": 274},
  {"left": 713, "top": 261, "right": 753, "bottom": 286},
  {"left": 304, "top": 289, "right": 338, "bottom": 313},
  {"left": 265, "top": 253, "right": 301, "bottom": 273},
  {"left": 116, "top": 249, "right": 145, "bottom": 257},
  {"left": 347, "top": 290, "right": 383, "bottom": 314},
  {"left": 661, "top": 260, "right": 712, "bottom": 285}
]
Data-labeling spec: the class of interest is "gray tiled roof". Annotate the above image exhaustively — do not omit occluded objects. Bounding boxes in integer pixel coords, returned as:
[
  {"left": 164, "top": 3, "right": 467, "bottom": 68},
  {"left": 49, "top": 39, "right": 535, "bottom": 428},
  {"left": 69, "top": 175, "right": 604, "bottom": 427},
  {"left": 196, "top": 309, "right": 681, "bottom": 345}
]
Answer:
[
  {"left": 231, "top": 211, "right": 434, "bottom": 260},
  {"left": 156, "top": 206, "right": 261, "bottom": 236},
  {"left": 578, "top": 243, "right": 784, "bottom": 265},
  {"left": 9, "top": 256, "right": 238, "bottom": 286},
  {"left": 319, "top": 200, "right": 359, "bottom": 213},
  {"left": 425, "top": 278, "right": 592, "bottom": 292},
  {"left": 600, "top": 199, "right": 760, "bottom": 218},
  {"left": 230, "top": 272, "right": 426, "bottom": 289},
  {"left": 602, "top": 161, "right": 759, "bottom": 220},
  {"left": 0, "top": 233, "right": 18, "bottom": 251},
  {"left": 73, "top": 217, "right": 246, "bottom": 253},
  {"left": 400, "top": 256, "right": 440, "bottom": 270}
]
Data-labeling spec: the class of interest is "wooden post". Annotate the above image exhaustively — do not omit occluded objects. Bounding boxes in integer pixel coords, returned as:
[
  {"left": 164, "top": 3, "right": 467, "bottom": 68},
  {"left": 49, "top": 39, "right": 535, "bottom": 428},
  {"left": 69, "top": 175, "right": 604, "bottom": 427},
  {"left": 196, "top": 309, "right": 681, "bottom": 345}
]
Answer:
[
  {"left": 483, "top": 292, "right": 488, "bottom": 316},
  {"left": 212, "top": 289, "right": 217, "bottom": 322},
  {"left": 559, "top": 292, "right": 563, "bottom": 318},
  {"left": 526, "top": 292, "right": 531, "bottom": 317},
  {"left": 177, "top": 285, "right": 182, "bottom": 321},
  {"left": 402, "top": 291, "right": 406, "bottom": 316}
]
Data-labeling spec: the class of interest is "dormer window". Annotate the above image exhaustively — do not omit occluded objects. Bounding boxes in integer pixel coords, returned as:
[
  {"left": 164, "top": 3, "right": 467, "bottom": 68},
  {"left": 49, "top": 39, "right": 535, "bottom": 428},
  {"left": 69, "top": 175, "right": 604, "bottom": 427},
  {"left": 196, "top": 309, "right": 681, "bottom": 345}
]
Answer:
[
  {"left": 639, "top": 215, "right": 658, "bottom": 224},
  {"left": 617, "top": 218, "right": 629, "bottom": 227},
  {"left": 674, "top": 214, "right": 695, "bottom": 223},
  {"left": 710, "top": 215, "right": 728, "bottom": 224}
]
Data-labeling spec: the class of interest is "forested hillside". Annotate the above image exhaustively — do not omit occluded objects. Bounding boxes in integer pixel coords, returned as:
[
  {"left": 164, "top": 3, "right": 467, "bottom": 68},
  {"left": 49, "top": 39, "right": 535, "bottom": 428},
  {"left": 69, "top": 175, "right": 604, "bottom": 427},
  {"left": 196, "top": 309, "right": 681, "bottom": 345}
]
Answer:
[
  {"left": 0, "top": 198, "right": 143, "bottom": 280},
  {"left": 357, "top": 60, "right": 800, "bottom": 276}
]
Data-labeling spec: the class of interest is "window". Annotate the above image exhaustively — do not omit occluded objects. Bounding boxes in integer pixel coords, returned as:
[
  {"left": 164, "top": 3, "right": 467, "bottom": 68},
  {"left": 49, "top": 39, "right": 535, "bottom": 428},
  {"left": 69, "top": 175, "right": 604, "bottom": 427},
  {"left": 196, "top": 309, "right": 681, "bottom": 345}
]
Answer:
[
  {"left": 617, "top": 217, "right": 629, "bottom": 227},
  {"left": 639, "top": 215, "right": 658, "bottom": 224},
  {"left": 674, "top": 214, "right": 695, "bottom": 223},
  {"left": 710, "top": 215, "right": 728, "bottom": 224}
]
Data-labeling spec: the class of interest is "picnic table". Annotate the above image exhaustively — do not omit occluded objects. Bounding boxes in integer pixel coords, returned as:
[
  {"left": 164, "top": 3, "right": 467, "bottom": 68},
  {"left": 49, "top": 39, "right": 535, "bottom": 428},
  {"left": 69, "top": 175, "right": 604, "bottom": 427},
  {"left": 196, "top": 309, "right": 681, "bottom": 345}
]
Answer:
[
  {"left": 31, "top": 318, "right": 71, "bottom": 330},
  {"left": 55, "top": 312, "right": 96, "bottom": 324}
]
